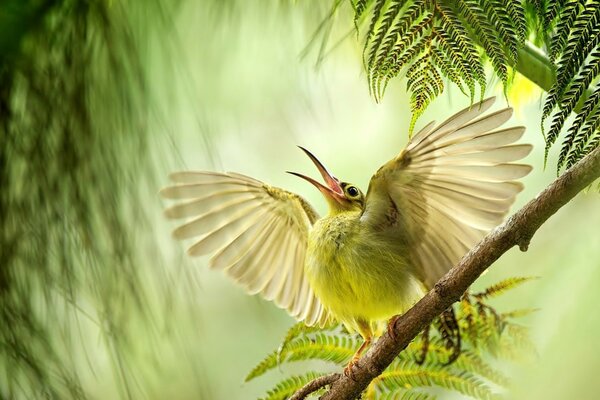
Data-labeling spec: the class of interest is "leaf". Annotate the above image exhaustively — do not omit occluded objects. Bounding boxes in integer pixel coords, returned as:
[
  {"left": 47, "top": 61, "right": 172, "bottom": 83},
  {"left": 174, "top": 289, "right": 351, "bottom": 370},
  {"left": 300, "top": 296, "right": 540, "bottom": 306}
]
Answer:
[
  {"left": 372, "top": 360, "right": 499, "bottom": 400},
  {"left": 473, "top": 277, "right": 538, "bottom": 300},
  {"left": 246, "top": 332, "right": 358, "bottom": 381},
  {"left": 260, "top": 372, "right": 327, "bottom": 400}
]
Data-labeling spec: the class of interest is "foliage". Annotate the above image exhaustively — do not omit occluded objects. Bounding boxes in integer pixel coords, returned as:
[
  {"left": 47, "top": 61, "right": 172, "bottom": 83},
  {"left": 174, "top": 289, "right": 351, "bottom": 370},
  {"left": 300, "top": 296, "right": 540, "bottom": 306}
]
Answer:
[
  {"left": 346, "top": 0, "right": 600, "bottom": 170},
  {"left": 538, "top": 0, "right": 600, "bottom": 173},
  {"left": 247, "top": 277, "right": 536, "bottom": 400},
  {"left": 0, "top": 0, "right": 179, "bottom": 398},
  {"left": 352, "top": 0, "right": 524, "bottom": 132}
]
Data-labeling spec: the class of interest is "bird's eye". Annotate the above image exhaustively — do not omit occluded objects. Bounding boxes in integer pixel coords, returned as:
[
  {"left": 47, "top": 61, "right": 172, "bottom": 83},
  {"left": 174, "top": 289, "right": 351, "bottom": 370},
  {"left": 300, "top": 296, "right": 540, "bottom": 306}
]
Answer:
[{"left": 346, "top": 186, "right": 359, "bottom": 198}]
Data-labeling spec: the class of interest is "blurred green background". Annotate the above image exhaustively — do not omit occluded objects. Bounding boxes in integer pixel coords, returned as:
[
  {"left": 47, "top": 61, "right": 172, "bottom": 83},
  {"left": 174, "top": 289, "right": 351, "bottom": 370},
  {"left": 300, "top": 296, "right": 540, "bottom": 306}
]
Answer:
[{"left": 2, "top": 0, "right": 599, "bottom": 399}]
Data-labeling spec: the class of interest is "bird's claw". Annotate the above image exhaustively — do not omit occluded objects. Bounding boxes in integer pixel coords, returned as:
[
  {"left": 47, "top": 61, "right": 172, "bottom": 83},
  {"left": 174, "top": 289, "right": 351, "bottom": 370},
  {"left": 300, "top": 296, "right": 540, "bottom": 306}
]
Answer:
[
  {"left": 343, "top": 357, "right": 361, "bottom": 382},
  {"left": 387, "top": 315, "right": 401, "bottom": 340}
]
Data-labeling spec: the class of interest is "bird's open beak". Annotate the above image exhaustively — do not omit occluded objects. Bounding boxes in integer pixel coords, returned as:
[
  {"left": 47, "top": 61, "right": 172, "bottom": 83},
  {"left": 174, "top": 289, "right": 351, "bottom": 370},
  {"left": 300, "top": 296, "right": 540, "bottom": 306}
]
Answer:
[{"left": 288, "top": 146, "right": 346, "bottom": 204}]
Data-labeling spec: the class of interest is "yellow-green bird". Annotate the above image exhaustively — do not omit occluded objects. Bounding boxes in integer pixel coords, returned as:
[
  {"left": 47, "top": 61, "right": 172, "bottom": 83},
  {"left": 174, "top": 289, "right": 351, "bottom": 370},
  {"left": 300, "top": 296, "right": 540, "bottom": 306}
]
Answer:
[{"left": 160, "top": 97, "right": 532, "bottom": 371}]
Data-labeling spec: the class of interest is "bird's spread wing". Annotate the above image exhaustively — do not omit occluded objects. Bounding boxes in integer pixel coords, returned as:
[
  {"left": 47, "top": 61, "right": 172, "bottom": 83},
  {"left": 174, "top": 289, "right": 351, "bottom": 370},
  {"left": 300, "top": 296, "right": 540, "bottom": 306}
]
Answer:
[
  {"left": 160, "top": 171, "right": 330, "bottom": 326},
  {"left": 361, "top": 97, "right": 532, "bottom": 288}
]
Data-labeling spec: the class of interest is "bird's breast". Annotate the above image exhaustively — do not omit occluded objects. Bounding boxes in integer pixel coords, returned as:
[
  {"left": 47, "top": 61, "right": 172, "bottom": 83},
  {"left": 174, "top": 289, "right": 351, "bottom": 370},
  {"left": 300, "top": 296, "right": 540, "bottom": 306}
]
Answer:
[{"left": 305, "top": 212, "right": 425, "bottom": 325}]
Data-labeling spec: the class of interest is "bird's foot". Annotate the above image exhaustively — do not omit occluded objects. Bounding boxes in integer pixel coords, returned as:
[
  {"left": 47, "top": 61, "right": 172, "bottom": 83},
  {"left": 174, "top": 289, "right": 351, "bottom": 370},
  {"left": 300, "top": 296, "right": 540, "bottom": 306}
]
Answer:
[
  {"left": 343, "top": 356, "right": 361, "bottom": 382},
  {"left": 387, "top": 315, "right": 401, "bottom": 340}
]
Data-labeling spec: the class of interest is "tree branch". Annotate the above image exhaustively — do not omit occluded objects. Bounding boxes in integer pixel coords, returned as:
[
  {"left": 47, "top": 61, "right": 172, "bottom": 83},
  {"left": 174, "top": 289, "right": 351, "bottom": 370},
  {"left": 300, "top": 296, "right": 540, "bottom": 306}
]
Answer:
[
  {"left": 293, "top": 146, "right": 600, "bottom": 399},
  {"left": 288, "top": 373, "right": 340, "bottom": 400}
]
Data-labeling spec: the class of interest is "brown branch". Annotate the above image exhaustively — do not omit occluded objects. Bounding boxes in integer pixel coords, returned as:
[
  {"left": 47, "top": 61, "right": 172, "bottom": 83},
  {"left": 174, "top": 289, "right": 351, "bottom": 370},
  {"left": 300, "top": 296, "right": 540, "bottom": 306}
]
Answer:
[
  {"left": 294, "top": 145, "right": 600, "bottom": 400},
  {"left": 288, "top": 373, "right": 340, "bottom": 400}
]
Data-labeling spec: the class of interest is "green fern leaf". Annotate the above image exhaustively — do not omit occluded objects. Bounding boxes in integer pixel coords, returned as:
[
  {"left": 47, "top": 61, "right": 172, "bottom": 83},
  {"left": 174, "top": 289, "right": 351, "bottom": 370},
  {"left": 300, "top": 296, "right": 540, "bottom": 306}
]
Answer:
[
  {"left": 581, "top": 128, "right": 600, "bottom": 158},
  {"left": 560, "top": 83, "right": 600, "bottom": 167},
  {"left": 403, "top": 340, "right": 509, "bottom": 387},
  {"left": 246, "top": 331, "right": 357, "bottom": 381},
  {"left": 260, "top": 371, "right": 326, "bottom": 400},
  {"left": 483, "top": 0, "right": 520, "bottom": 63},
  {"left": 500, "top": 308, "right": 540, "bottom": 319},
  {"left": 370, "top": 5, "right": 433, "bottom": 99},
  {"left": 566, "top": 100, "right": 600, "bottom": 169},
  {"left": 549, "top": 0, "right": 585, "bottom": 61},
  {"left": 435, "top": 3, "right": 486, "bottom": 99},
  {"left": 508, "top": 0, "right": 528, "bottom": 43},
  {"left": 551, "top": 5, "right": 600, "bottom": 110},
  {"left": 473, "top": 277, "right": 537, "bottom": 300},
  {"left": 352, "top": 0, "right": 375, "bottom": 29},
  {"left": 377, "top": 16, "right": 434, "bottom": 99},
  {"left": 457, "top": 0, "right": 508, "bottom": 84},
  {"left": 431, "top": 47, "right": 467, "bottom": 95},
  {"left": 372, "top": 360, "right": 499, "bottom": 400},
  {"left": 363, "top": 0, "right": 388, "bottom": 72},
  {"left": 496, "top": 323, "right": 537, "bottom": 361},
  {"left": 543, "top": 0, "right": 567, "bottom": 31},
  {"left": 457, "top": 350, "right": 510, "bottom": 387},
  {"left": 555, "top": 48, "right": 600, "bottom": 169},
  {"left": 375, "top": 391, "right": 438, "bottom": 400},
  {"left": 369, "top": 0, "right": 407, "bottom": 71},
  {"left": 406, "top": 44, "right": 445, "bottom": 134}
]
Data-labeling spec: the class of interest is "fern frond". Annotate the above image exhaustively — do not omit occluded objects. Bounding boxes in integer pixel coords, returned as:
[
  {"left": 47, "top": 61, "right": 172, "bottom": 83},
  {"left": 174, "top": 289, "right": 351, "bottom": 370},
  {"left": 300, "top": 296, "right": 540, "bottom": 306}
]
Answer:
[
  {"left": 508, "top": 0, "right": 528, "bottom": 43},
  {"left": 500, "top": 308, "right": 540, "bottom": 319},
  {"left": 377, "top": 30, "right": 431, "bottom": 98},
  {"left": 435, "top": 3, "right": 486, "bottom": 99},
  {"left": 369, "top": 4, "right": 434, "bottom": 99},
  {"left": 246, "top": 332, "right": 357, "bottom": 381},
  {"left": 473, "top": 277, "right": 537, "bottom": 300},
  {"left": 457, "top": 0, "right": 508, "bottom": 84},
  {"left": 483, "top": 0, "right": 520, "bottom": 63},
  {"left": 556, "top": 48, "right": 600, "bottom": 169},
  {"left": 368, "top": 0, "right": 407, "bottom": 71},
  {"left": 550, "top": 5, "right": 600, "bottom": 113},
  {"left": 430, "top": 46, "right": 467, "bottom": 96},
  {"left": 372, "top": 360, "right": 498, "bottom": 400},
  {"left": 375, "top": 391, "right": 438, "bottom": 400},
  {"left": 581, "top": 128, "right": 600, "bottom": 158},
  {"left": 352, "top": 0, "right": 375, "bottom": 30},
  {"left": 363, "top": 0, "right": 387, "bottom": 71},
  {"left": 246, "top": 323, "right": 334, "bottom": 381},
  {"left": 496, "top": 323, "right": 537, "bottom": 361},
  {"left": 403, "top": 340, "right": 509, "bottom": 387},
  {"left": 457, "top": 350, "right": 510, "bottom": 387},
  {"left": 566, "top": 99, "right": 600, "bottom": 169},
  {"left": 246, "top": 349, "right": 281, "bottom": 382},
  {"left": 405, "top": 42, "right": 445, "bottom": 133},
  {"left": 558, "top": 83, "right": 600, "bottom": 167},
  {"left": 260, "top": 372, "right": 327, "bottom": 400},
  {"left": 543, "top": 0, "right": 567, "bottom": 31},
  {"left": 549, "top": 0, "right": 585, "bottom": 61}
]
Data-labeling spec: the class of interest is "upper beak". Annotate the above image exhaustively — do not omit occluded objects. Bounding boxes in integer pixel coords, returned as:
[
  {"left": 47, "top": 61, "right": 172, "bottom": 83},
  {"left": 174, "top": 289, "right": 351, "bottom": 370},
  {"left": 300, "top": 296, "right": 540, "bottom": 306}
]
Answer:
[{"left": 287, "top": 146, "right": 345, "bottom": 202}]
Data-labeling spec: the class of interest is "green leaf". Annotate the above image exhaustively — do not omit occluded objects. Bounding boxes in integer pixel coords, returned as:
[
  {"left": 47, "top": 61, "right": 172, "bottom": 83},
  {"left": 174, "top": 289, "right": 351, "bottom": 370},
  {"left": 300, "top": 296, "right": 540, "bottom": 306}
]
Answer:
[
  {"left": 372, "top": 360, "right": 499, "bottom": 400},
  {"left": 260, "top": 372, "right": 327, "bottom": 400},
  {"left": 473, "top": 277, "right": 538, "bottom": 299},
  {"left": 246, "top": 332, "right": 358, "bottom": 381}
]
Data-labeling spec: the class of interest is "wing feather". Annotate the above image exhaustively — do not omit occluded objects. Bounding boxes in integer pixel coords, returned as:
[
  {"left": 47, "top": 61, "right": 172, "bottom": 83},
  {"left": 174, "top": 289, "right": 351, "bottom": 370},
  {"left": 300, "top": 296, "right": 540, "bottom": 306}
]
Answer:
[
  {"left": 363, "top": 97, "right": 531, "bottom": 287},
  {"left": 162, "top": 172, "right": 329, "bottom": 326}
]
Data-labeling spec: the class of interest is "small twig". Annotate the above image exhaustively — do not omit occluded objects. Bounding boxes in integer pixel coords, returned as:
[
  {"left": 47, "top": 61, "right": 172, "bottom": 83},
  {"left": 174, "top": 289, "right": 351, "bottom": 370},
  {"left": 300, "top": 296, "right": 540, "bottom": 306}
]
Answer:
[{"left": 288, "top": 373, "right": 340, "bottom": 400}]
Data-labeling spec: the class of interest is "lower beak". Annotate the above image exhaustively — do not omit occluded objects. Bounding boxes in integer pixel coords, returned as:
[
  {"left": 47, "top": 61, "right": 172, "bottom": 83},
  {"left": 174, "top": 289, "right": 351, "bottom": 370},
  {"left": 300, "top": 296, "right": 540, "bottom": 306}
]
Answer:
[{"left": 288, "top": 147, "right": 345, "bottom": 202}]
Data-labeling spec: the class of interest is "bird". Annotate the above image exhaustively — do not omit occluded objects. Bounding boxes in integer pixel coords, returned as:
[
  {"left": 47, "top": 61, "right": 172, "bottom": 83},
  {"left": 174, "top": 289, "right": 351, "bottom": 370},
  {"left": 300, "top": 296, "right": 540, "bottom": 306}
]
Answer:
[{"left": 160, "top": 97, "right": 532, "bottom": 374}]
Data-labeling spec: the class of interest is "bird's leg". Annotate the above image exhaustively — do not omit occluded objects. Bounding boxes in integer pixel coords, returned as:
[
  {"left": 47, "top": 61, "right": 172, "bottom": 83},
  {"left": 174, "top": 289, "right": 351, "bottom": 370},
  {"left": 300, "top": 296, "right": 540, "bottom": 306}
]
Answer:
[
  {"left": 387, "top": 314, "right": 401, "bottom": 340},
  {"left": 436, "top": 306, "right": 461, "bottom": 364},
  {"left": 344, "top": 320, "right": 372, "bottom": 379}
]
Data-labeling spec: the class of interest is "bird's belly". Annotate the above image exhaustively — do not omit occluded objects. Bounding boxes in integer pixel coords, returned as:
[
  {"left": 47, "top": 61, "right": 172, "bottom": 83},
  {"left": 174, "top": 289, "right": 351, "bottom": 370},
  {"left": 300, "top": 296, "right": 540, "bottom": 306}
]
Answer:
[{"left": 306, "top": 226, "right": 425, "bottom": 326}]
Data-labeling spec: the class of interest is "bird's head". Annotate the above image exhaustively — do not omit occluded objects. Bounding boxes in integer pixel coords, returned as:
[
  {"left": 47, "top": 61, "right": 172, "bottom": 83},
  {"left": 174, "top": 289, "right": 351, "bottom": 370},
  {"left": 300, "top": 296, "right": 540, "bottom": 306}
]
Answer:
[{"left": 288, "top": 146, "right": 364, "bottom": 215}]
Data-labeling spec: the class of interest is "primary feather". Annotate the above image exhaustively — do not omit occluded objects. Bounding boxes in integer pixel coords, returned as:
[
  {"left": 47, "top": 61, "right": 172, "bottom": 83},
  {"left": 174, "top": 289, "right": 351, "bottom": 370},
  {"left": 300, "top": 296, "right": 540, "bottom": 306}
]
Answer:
[{"left": 161, "top": 97, "right": 531, "bottom": 338}]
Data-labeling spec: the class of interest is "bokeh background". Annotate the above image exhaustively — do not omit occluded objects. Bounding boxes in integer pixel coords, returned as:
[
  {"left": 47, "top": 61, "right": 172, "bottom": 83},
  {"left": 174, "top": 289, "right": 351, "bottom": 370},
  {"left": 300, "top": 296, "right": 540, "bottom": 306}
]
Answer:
[{"left": 1, "top": 1, "right": 599, "bottom": 399}]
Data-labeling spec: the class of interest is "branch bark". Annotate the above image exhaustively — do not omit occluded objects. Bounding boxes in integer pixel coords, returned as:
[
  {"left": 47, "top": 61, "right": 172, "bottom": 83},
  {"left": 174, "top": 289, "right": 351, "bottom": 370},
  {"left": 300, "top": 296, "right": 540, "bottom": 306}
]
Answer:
[{"left": 293, "top": 145, "right": 600, "bottom": 400}]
